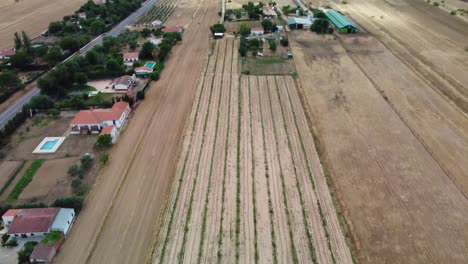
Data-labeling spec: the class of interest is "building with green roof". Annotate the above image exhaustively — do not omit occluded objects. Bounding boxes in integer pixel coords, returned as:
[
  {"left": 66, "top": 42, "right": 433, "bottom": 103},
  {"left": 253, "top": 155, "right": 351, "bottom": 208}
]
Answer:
[{"left": 325, "top": 10, "right": 357, "bottom": 33}]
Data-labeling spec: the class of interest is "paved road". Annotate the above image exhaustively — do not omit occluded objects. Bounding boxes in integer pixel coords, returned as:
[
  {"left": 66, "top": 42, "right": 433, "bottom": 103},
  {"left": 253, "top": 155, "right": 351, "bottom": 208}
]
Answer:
[{"left": 0, "top": 0, "right": 159, "bottom": 129}]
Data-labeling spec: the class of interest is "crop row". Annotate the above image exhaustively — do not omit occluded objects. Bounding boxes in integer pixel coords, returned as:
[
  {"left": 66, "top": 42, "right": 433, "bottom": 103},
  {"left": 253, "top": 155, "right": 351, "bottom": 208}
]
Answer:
[{"left": 137, "top": 4, "right": 176, "bottom": 24}]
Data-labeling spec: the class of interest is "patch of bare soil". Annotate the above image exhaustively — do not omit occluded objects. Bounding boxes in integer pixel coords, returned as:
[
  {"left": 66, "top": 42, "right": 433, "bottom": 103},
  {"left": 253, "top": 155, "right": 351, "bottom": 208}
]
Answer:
[{"left": 0, "top": 160, "right": 20, "bottom": 190}]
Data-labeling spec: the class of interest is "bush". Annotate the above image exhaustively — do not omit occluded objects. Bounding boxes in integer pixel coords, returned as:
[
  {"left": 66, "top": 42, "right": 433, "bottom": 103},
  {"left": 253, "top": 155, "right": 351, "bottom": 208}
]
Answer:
[
  {"left": 80, "top": 154, "right": 93, "bottom": 169},
  {"left": 52, "top": 196, "right": 84, "bottom": 214},
  {"left": 47, "top": 109, "right": 60, "bottom": 117},
  {"left": 137, "top": 91, "right": 145, "bottom": 100},
  {"left": 280, "top": 37, "right": 289, "bottom": 47},
  {"left": 17, "top": 241, "right": 38, "bottom": 263},
  {"left": 269, "top": 39, "right": 277, "bottom": 52},
  {"left": 28, "top": 95, "right": 54, "bottom": 110},
  {"left": 240, "top": 24, "right": 250, "bottom": 36},
  {"left": 100, "top": 152, "right": 110, "bottom": 165},
  {"left": 1, "top": 234, "right": 9, "bottom": 247},
  {"left": 71, "top": 178, "right": 82, "bottom": 189},
  {"left": 311, "top": 19, "right": 331, "bottom": 34},
  {"left": 5, "top": 238, "right": 18, "bottom": 247},
  {"left": 433, "top": 2, "right": 439, "bottom": 6},
  {"left": 77, "top": 167, "right": 86, "bottom": 179},
  {"left": 210, "top": 23, "right": 226, "bottom": 34},
  {"left": 68, "top": 164, "right": 79, "bottom": 176},
  {"left": 95, "top": 134, "right": 112, "bottom": 148}
]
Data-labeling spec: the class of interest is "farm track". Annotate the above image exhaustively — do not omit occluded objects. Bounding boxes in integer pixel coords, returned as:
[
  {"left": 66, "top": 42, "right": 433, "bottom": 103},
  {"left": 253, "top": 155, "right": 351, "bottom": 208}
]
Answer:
[{"left": 153, "top": 37, "right": 352, "bottom": 263}]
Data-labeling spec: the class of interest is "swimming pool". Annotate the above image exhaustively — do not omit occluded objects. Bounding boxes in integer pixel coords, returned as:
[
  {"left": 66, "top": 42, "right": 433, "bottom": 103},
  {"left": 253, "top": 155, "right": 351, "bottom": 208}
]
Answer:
[
  {"left": 40, "top": 139, "right": 60, "bottom": 150},
  {"left": 144, "top": 61, "right": 156, "bottom": 68},
  {"left": 33, "top": 137, "right": 66, "bottom": 153}
]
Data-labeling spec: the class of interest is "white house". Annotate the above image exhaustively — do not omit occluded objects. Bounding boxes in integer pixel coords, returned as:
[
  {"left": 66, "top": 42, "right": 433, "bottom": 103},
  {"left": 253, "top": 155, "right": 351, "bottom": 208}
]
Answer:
[
  {"left": 99, "top": 125, "right": 118, "bottom": 143},
  {"left": 50, "top": 208, "right": 75, "bottom": 236},
  {"left": 113, "top": 75, "right": 136, "bottom": 90},
  {"left": 251, "top": 27, "right": 264, "bottom": 35},
  {"left": 78, "top": 12, "right": 87, "bottom": 19},
  {"left": 70, "top": 101, "right": 131, "bottom": 134},
  {"left": 123, "top": 52, "right": 139, "bottom": 63},
  {"left": 0, "top": 49, "right": 16, "bottom": 60},
  {"left": 151, "top": 20, "right": 163, "bottom": 27},
  {"left": 134, "top": 66, "right": 153, "bottom": 75}
]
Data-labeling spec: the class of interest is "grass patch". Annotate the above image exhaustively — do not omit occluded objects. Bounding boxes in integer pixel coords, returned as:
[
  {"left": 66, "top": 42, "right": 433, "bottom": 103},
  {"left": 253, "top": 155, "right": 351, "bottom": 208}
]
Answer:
[
  {"left": 0, "top": 161, "right": 26, "bottom": 197},
  {"left": 70, "top": 85, "right": 97, "bottom": 92},
  {"left": 41, "top": 230, "right": 62, "bottom": 244},
  {"left": 242, "top": 57, "right": 295, "bottom": 75},
  {"left": 7, "top": 160, "right": 44, "bottom": 201}
]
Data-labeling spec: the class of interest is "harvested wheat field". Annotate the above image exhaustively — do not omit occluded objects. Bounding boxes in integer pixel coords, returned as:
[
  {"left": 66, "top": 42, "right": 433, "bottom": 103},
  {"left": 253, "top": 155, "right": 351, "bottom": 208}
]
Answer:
[
  {"left": 290, "top": 30, "right": 468, "bottom": 264},
  {"left": 151, "top": 37, "right": 353, "bottom": 264},
  {"left": 54, "top": 0, "right": 220, "bottom": 262},
  {"left": 0, "top": 0, "right": 88, "bottom": 49}
]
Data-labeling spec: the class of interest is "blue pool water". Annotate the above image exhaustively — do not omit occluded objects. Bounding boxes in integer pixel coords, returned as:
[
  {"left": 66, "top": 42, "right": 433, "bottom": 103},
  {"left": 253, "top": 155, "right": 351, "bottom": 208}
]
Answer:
[
  {"left": 40, "top": 139, "right": 59, "bottom": 150},
  {"left": 145, "top": 62, "right": 156, "bottom": 68}
]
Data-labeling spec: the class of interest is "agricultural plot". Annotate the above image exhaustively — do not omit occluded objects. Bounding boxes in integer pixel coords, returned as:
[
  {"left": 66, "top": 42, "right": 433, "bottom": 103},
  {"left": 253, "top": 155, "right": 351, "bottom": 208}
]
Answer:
[
  {"left": 152, "top": 38, "right": 353, "bottom": 263},
  {"left": 135, "top": 4, "right": 176, "bottom": 26}
]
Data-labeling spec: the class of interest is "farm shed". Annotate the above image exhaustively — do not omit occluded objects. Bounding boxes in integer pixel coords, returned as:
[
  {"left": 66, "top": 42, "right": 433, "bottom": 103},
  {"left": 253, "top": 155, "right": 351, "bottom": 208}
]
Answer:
[
  {"left": 287, "top": 17, "right": 313, "bottom": 30},
  {"left": 325, "top": 10, "right": 357, "bottom": 33},
  {"left": 251, "top": 27, "right": 264, "bottom": 35},
  {"left": 214, "top": 33, "right": 224, "bottom": 39}
]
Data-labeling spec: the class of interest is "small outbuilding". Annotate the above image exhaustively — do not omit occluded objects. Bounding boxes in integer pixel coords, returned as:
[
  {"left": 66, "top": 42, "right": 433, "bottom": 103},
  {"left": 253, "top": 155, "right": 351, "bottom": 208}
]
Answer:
[
  {"left": 287, "top": 17, "right": 313, "bottom": 30},
  {"left": 251, "top": 27, "right": 264, "bottom": 35},
  {"left": 325, "top": 10, "right": 357, "bottom": 33},
  {"left": 113, "top": 75, "right": 136, "bottom": 90},
  {"left": 214, "top": 32, "right": 224, "bottom": 39}
]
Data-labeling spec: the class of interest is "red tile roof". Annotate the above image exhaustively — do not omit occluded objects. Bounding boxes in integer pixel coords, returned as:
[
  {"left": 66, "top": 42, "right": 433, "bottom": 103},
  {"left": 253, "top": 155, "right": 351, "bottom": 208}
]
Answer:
[
  {"left": 123, "top": 52, "right": 139, "bottom": 59},
  {"left": 70, "top": 101, "right": 129, "bottom": 125},
  {"left": 7, "top": 208, "right": 59, "bottom": 234},
  {"left": 99, "top": 125, "right": 114, "bottom": 136},
  {"left": 162, "top": 25, "right": 183, "bottom": 33},
  {"left": 30, "top": 243, "right": 55, "bottom": 262},
  {"left": 0, "top": 49, "right": 16, "bottom": 57},
  {"left": 134, "top": 66, "right": 153, "bottom": 72},
  {"left": 2, "top": 209, "right": 21, "bottom": 217}
]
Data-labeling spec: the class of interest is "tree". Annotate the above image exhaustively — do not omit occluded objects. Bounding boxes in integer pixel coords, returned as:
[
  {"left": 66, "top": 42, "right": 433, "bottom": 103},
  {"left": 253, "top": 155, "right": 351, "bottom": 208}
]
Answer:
[
  {"left": 89, "top": 19, "right": 106, "bottom": 35},
  {"left": 60, "top": 37, "right": 81, "bottom": 52},
  {"left": 75, "top": 72, "right": 88, "bottom": 85},
  {"left": 139, "top": 41, "right": 155, "bottom": 60},
  {"left": 71, "top": 178, "right": 82, "bottom": 189},
  {"left": 95, "top": 134, "right": 112, "bottom": 147},
  {"left": 158, "top": 43, "right": 172, "bottom": 61},
  {"left": 80, "top": 154, "right": 93, "bottom": 169},
  {"left": 137, "top": 90, "right": 145, "bottom": 100},
  {"left": 17, "top": 241, "right": 38, "bottom": 264},
  {"left": 269, "top": 40, "right": 277, "bottom": 52},
  {"left": 0, "top": 71, "right": 24, "bottom": 94},
  {"left": 9, "top": 51, "right": 32, "bottom": 69},
  {"left": 86, "top": 49, "right": 99, "bottom": 64},
  {"left": 49, "top": 21, "right": 64, "bottom": 34},
  {"left": 47, "top": 109, "right": 60, "bottom": 117},
  {"left": 210, "top": 23, "right": 226, "bottom": 34},
  {"left": 311, "top": 18, "right": 330, "bottom": 34},
  {"left": 28, "top": 95, "right": 54, "bottom": 110},
  {"left": 13, "top": 32, "right": 22, "bottom": 50},
  {"left": 280, "top": 37, "right": 289, "bottom": 47},
  {"left": 100, "top": 152, "right": 109, "bottom": 165},
  {"left": 105, "top": 58, "right": 120, "bottom": 72},
  {"left": 52, "top": 196, "right": 84, "bottom": 213},
  {"left": 45, "top": 47, "right": 63, "bottom": 66},
  {"left": 248, "top": 38, "right": 261, "bottom": 48},
  {"left": 68, "top": 164, "right": 79, "bottom": 176},
  {"left": 21, "top": 31, "right": 32, "bottom": 54},
  {"left": 141, "top": 28, "right": 152, "bottom": 38},
  {"left": 240, "top": 24, "right": 251, "bottom": 36},
  {"left": 312, "top": 9, "right": 326, "bottom": 19},
  {"left": 261, "top": 19, "right": 274, "bottom": 32},
  {"left": 129, "top": 40, "right": 137, "bottom": 50}
]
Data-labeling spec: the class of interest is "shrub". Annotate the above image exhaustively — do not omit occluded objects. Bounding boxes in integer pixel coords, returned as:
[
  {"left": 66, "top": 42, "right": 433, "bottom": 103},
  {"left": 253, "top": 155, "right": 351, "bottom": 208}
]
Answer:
[
  {"left": 71, "top": 178, "right": 82, "bottom": 189},
  {"left": 1, "top": 234, "right": 9, "bottom": 246},
  {"left": 5, "top": 238, "right": 18, "bottom": 247},
  {"left": 68, "top": 164, "right": 79, "bottom": 176},
  {"left": 433, "top": 2, "right": 439, "bottom": 6},
  {"left": 80, "top": 154, "right": 93, "bottom": 169},
  {"left": 137, "top": 91, "right": 145, "bottom": 100},
  {"left": 47, "top": 109, "right": 60, "bottom": 117},
  {"left": 100, "top": 152, "right": 110, "bottom": 165},
  {"left": 77, "top": 167, "right": 86, "bottom": 179},
  {"left": 450, "top": 10, "right": 456, "bottom": 15},
  {"left": 280, "top": 37, "right": 289, "bottom": 47},
  {"left": 269, "top": 39, "right": 277, "bottom": 52},
  {"left": 52, "top": 196, "right": 84, "bottom": 214},
  {"left": 95, "top": 134, "right": 112, "bottom": 148},
  {"left": 240, "top": 24, "right": 250, "bottom": 36},
  {"left": 17, "top": 241, "right": 38, "bottom": 263},
  {"left": 210, "top": 23, "right": 226, "bottom": 34}
]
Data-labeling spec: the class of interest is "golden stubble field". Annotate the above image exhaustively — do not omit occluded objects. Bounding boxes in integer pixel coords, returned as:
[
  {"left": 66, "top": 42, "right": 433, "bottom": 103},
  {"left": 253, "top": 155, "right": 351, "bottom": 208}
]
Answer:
[{"left": 0, "top": 0, "right": 88, "bottom": 49}]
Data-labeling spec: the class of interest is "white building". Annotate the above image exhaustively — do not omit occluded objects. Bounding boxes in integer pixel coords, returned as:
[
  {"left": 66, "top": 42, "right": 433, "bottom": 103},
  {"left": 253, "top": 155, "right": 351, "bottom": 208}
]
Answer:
[
  {"left": 251, "top": 27, "right": 265, "bottom": 35},
  {"left": 50, "top": 208, "right": 75, "bottom": 236},
  {"left": 70, "top": 101, "right": 131, "bottom": 134},
  {"left": 123, "top": 52, "right": 139, "bottom": 63}
]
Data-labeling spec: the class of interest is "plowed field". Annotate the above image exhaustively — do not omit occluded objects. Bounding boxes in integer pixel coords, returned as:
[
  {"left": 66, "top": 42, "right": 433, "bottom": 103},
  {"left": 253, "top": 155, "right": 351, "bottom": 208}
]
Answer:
[{"left": 151, "top": 38, "right": 353, "bottom": 263}]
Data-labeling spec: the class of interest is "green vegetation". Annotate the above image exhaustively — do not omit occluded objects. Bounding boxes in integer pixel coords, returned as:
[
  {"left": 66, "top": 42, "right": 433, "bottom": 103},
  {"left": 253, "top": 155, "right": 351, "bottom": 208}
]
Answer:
[
  {"left": 41, "top": 230, "right": 62, "bottom": 244},
  {"left": 18, "top": 241, "right": 38, "bottom": 263},
  {"left": 311, "top": 19, "right": 332, "bottom": 34},
  {"left": 100, "top": 152, "right": 110, "bottom": 165},
  {"left": 7, "top": 159, "right": 44, "bottom": 201},
  {"left": 136, "top": 4, "right": 176, "bottom": 24},
  {"left": 242, "top": 2, "right": 264, "bottom": 19},
  {"left": 0, "top": 161, "right": 26, "bottom": 197},
  {"left": 95, "top": 134, "right": 112, "bottom": 148},
  {"left": 240, "top": 24, "right": 251, "bottom": 36},
  {"left": 210, "top": 23, "right": 227, "bottom": 34},
  {"left": 256, "top": 58, "right": 284, "bottom": 64},
  {"left": 52, "top": 196, "right": 84, "bottom": 214},
  {"left": 4, "top": 238, "right": 18, "bottom": 247},
  {"left": 0, "top": 71, "right": 25, "bottom": 103}
]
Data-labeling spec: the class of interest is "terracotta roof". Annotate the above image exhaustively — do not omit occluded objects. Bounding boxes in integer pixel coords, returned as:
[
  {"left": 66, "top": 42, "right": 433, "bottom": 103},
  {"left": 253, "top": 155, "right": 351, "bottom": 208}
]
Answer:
[
  {"left": 162, "top": 26, "right": 182, "bottom": 33},
  {"left": 135, "top": 66, "right": 153, "bottom": 72},
  {"left": 70, "top": 101, "right": 129, "bottom": 125},
  {"left": 0, "top": 49, "right": 16, "bottom": 56},
  {"left": 123, "top": 52, "right": 139, "bottom": 59},
  {"left": 251, "top": 27, "right": 264, "bottom": 31},
  {"left": 30, "top": 243, "right": 55, "bottom": 262},
  {"left": 8, "top": 208, "right": 60, "bottom": 234},
  {"left": 2, "top": 209, "right": 21, "bottom": 217},
  {"left": 100, "top": 125, "right": 114, "bottom": 136}
]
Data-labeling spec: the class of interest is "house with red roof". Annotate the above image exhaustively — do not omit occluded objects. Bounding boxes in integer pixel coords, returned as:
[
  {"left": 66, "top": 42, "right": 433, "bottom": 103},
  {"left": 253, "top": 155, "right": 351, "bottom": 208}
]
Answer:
[
  {"left": 123, "top": 52, "right": 139, "bottom": 63},
  {"left": 70, "top": 101, "right": 131, "bottom": 135},
  {"left": 2, "top": 208, "right": 75, "bottom": 239},
  {"left": 162, "top": 25, "right": 183, "bottom": 33},
  {"left": 0, "top": 49, "right": 16, "bottom": 60},
  {"left": 134, "top": 66, "right": 153, "bottom": 75},
  {"left": 99, "top": 125, "right": 117, "bottom": 143}
]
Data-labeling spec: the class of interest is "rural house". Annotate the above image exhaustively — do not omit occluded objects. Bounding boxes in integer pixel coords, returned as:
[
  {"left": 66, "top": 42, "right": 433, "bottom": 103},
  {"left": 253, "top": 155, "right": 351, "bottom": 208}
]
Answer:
[
  {"left": 134, "top": 66, "right": 153, "bottom": 75},
  {"left": 251, "top": 27, "right": 265, "bottom": 35},
  {"left": 123, "top": 52, "right": 139, "bottom": 63},
  {"left": 162, "top": 25, "right": 183, "bottom": 33},
  {"left": 151, "top": 20, "right": 163, "bottom": 27},
  {"left": 287, "top": 16, "right": 314, "bottom": 29},
  {"left": 113, "top": 75, "right": 136, "bottom": 90},
  {"left": 262, "top": 7, "right": 277, "bottom": 18},
  {"left": 325, "top": 10, "right": 357, "bottom": 33},
  {"left": 2, "top": 208, "right": 75, "bottom": 238},
  {"left": 70, "top": 101, "right": 131, "bottom": 134},
  {"left": 0, "top": 49, "right": 16, "bottom": 60}
]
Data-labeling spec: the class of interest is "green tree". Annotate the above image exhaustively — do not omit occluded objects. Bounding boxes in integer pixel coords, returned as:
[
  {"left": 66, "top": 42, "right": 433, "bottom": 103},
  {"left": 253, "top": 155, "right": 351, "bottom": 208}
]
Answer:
[
  {"left": 28, "top": 95, "right": 54, "bottom": 110},
  {"left": 95, "top": 134, "right": 112, "bottom": 147},
  {"left": 280, "top": 37, "right": 289, "bottom": 47},
  {"left": 269, "top": 39, "right": 277, "bottom": 52},
  {"left": 45, "top": 47, "right": 63, "bottom": 66},
  {"left": 139, "top": 41, "right": 155, "bottom": 60},
  {"left": 137, "top": 90, "right": 145, "bottom": 100},
  {"left": 13, "top": 32, "right": 22, "bottom": 50},
  {"left": 21, "top": 31, "right": 32, "bottom": 54},
  {"left": 85, "top": 49, "right": 99, "bottom": 64},
  {"left": 17, "top": 241, "right": 38, "bottom": 263},
  {"left": 248, "top": 38, "right": 261, "bottom": 48},
  {"left": 60, "top": 37, "right": 81, "bottom": 52},
  {"left": 89, "top": 20, "right": 106, "bottom": 35},
  {"left": 48, "top": 21, "right": 64, "bottom": 34},
  {"left": 0, "top": 71, "right": 24, "bottom": 94},
  {"left": 52, "top": 196, "right": 84, "bottom": 213},
  {"left": 9, "top": 51, "right": 32, "bottom": 69},
  {"left": 100, "top": 152, "right": 110, "bottom": 165},
  {"left": 47, "top": 109, "right": 60, "bottom": 117},
  {"left": 68, "top": 164, "right": 79, "bottom": 176},
  {"left": 105, "top": 58, "right": 120, "bottom": 72},
  {"left": 80, "top": 154, "right": 93, "bottom": 169},
  {"left": 210, "top": 23, "right": 226, "bottom": 34},
  {"left": 158, "top": 43, "right": 172, "bottom": 61},
  {"left": 312, "top": 9, "right": 326, "bottom": 19},
  {"left": 141, "top": 28, "right": 152, "bottom": 38},
  {"left": 240, "top": 24, "right": 251, "bottom": 36},
  {"left": 311, "top": 18, "right": 330, "bottom": 34},
  {"left": 261, "top": 19, "right": 274, "bottom": 32},
  {"left": 75, "top": 72, "right": 88, "bottom": 85}
]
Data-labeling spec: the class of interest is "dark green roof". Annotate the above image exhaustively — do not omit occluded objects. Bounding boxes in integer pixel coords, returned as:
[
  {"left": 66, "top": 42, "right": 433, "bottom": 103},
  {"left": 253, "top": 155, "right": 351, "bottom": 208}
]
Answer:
[{"left": 325, "top": 10, "right": 357, "bottom": 29}]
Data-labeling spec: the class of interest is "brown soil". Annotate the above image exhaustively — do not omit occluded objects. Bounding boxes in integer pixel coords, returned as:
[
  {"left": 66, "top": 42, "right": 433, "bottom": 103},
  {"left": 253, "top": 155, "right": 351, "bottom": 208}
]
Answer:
[
  {"left": 0, "top": 160, "right": 20, "bottom": 190},
  {"left": 0, "top": 160, "right": 31, "bottom": 201},
  {"left": 53, "top": 0, "right": 220, "bottom": 262},
  {"left": 18, "top": 157, "right": 76, "bottom": 203},
  {"left": 289, "top": 30, "right": 468, "bottom": 263},
  {"left": 151, "top": 38, "right": 353, "bottom": 263},
  {"left": 0, "top": 0, "right": 88, "bottom": 49}
]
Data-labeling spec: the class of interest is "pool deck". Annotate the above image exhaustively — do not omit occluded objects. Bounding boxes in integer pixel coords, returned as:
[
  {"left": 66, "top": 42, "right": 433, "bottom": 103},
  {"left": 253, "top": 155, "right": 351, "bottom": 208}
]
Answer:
[
  {"left": 33, "top": 137, "right": 66, "bottom": 154},
  {"left": 144, "top": 61, "right": 156, "bottom": 68}
]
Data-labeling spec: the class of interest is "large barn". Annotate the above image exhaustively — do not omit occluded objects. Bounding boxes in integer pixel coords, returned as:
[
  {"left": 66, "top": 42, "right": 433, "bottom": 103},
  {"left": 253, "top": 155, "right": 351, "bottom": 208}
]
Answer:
[{"left": 325, "top": 10, "right": 357, "bottom": 33}]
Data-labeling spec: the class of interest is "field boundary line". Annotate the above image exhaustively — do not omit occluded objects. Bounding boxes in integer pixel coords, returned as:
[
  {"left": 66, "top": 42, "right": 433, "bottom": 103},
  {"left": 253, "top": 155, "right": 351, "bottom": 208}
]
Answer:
[{"left": 0, "top": 160, "right": 26, "bottom": 197}]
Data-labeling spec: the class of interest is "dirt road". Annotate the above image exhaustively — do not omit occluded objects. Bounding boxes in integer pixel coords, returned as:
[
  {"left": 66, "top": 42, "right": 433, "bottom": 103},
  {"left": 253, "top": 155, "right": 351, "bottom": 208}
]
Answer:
[
  {"left": 0, "top": 0, "right": 87, "bottom": 49},
  {"left": 290, "top": 31, "right": 468, "bottom": 263},
  {"left": 54, "top": 0, "right": 219, "bottom": 263}
]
